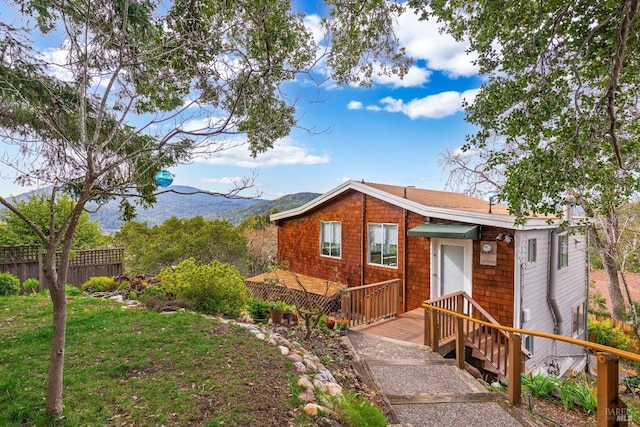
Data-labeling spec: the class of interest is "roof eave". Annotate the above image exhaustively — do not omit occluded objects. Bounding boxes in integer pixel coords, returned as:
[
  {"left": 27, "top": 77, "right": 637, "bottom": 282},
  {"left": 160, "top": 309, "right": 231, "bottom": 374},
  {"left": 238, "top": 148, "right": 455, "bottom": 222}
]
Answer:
[{"left": 270, "top": 180, "right": 566, "bottom": 230}]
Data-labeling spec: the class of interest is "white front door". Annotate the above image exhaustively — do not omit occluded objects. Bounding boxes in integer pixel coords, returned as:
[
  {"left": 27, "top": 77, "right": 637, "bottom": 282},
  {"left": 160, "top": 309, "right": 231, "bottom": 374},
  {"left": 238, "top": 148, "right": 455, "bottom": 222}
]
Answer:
[{"left": 432, "top": 238, "right": 472, "bottom": 298}]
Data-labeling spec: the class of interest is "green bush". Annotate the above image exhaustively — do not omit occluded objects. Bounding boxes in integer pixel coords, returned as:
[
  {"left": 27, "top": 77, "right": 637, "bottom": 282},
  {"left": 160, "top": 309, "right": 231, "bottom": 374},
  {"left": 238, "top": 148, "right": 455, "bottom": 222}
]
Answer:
[
  {"left": 333, "top": 390, "right": 387, "bottom": 427},
  {"left": 587, "top": 318, "right": 631, "bottom": 351},
  {"left": 573, "top": 382, "right": 597, "bottom": 414},
  {"left": 248, "top": 298, "right": 271, "bottom": 321},
  {"left": 81, "top": 276, "right": 117, "bottom": 293},
  {"left": 0, "top": 272, "right": 20, "bottom": 296},
  {"left": 557, "top": 380, "right": 576, "bottom": 410},
  {"left": 138, "top": 286, "right": 174, "bottom": 311},
  {"left": 521, "top": 373, "right": 557, "bottom": 399},
  {"left": 21, "top": 278, "right": 40, "bottom": 294},
  {"left": 66, "top": 284, "right": 83, "bottom": 296},
  {"left": 159, "top": 259, "right": 249, "bottom": 317}
]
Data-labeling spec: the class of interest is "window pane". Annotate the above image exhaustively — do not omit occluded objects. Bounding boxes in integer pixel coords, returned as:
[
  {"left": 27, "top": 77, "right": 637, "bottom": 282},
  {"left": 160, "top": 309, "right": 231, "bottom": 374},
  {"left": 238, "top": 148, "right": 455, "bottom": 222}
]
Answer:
[
  {"left": 369, "top": 224, "right": 381, "bottom": 264},
  {"left": 528, "top": 239, "right": 537, "bottom": 263},
  {"left": 383, "top": 225, "right": 398, "bottom": 266},
  {"left": 559, "top": 234, "right": 569, "bottom": 269},
  {"left": 368, "top": 223, "right": 397, "bottom": 266},
  {"left": 321, "top": 221, "right": 341, "bottom": 258},
  {"left": 332, "top": 222, "right": 341, "bottom": 257}
]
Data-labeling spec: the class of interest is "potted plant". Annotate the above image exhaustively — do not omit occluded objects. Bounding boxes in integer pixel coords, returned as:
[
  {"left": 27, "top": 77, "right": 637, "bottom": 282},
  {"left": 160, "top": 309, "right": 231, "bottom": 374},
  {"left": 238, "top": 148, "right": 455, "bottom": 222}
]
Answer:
[
  {"left": 335, "top": 317, "right": 349, "bottom": 335},
  {"left": 248, "top": 298, "right": 271, "bottom": 324},
  {"left": 269, "top": 301, "right": 290, "bottom": 324}
]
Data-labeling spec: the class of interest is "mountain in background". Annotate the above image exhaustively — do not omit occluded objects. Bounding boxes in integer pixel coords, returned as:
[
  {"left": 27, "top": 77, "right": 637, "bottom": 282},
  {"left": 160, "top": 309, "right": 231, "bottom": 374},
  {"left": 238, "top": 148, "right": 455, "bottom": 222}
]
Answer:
[
  {"left": 2, "top": 186, "right": 320, "bottom": 234},
  {"left": 217, "top": 192, "right": 320, "bottom": 225}
]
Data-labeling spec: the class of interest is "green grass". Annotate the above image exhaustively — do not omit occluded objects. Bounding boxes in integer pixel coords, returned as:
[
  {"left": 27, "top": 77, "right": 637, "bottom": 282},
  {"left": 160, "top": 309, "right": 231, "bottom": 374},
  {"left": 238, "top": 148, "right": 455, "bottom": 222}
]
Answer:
[{"left": 0, "top": 295, "right": 295, "bottom": 426}]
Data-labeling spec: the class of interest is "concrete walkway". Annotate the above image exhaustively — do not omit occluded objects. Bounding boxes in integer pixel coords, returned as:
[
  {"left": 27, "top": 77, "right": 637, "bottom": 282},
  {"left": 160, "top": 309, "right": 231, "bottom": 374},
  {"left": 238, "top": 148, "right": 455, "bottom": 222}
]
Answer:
[{"left": 346, "top": 330, "right": 542, "bottom": 427}]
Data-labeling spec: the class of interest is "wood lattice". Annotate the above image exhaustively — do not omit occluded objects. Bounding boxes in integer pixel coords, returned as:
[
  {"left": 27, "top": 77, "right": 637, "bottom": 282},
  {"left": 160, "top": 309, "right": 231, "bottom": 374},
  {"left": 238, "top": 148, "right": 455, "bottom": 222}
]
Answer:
[
  {"left": 244, "top": 271, "right": 344, "bottom": 314},
  {"left": 0, "top": 245, "right": 41, "bottom": 262}
]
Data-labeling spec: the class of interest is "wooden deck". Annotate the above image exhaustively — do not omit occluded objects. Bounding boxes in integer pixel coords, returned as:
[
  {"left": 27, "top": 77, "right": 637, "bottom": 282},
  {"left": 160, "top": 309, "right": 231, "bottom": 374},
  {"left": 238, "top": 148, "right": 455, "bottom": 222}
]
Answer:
[
  {"left": 352, "top": 307, "right": 510, "bottom": 379},
  {"left": 351, "top": 308, "right": 425, "bottom": 345}
]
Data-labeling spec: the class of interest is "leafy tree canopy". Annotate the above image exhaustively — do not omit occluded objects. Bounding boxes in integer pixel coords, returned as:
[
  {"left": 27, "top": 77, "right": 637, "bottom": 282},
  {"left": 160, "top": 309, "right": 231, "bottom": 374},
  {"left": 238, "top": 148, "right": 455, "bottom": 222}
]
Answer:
[
  {"left": 0, "top": 193, "right": 108, "bottom": 249},
  {"left": 418, "top": 0, "right": 640, "bottom": 220},
  {"left": 115, "top": 216, "right": 248, "bottom": 276}
]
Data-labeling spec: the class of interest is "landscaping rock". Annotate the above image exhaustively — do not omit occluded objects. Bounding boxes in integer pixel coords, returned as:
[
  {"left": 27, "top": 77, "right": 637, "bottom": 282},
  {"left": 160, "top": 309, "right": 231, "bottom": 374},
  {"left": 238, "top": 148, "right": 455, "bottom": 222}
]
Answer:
[
  {"left": 298, "top": 389, "right": 316, "bottom": 403},
  {"left": 293, "top": 361, "right": 307, "bottom": 373},
  {"left": 287, "top": 353, "right": 304, "bottom": 363},
  {"left": 278, "top": 345, "right": 289, "bottom": 355}
]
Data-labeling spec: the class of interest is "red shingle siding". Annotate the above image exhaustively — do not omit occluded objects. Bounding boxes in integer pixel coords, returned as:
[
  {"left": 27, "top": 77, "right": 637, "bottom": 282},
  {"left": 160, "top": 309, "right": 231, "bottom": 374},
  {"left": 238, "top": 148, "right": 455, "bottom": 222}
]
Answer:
[
  {"left": 277, "top": 191, "right": 363, "bottom": 287},
  {"left": 471, "top": 228, "right": 515, "bottom": 327},
  {"left": 276, "top": 192, "right": 515, "bottom": 321}
]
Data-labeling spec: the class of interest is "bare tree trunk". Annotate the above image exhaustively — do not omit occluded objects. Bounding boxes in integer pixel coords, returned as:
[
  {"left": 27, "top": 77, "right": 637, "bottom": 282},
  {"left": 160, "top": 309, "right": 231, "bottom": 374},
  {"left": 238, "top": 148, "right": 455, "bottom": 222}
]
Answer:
[
  {"left": 44, "top": 254, "right": 66, "bottom": 416},
  {"left": 602, "top": 254, "right": 627, "bottom": 320},
  {"left": 589, "top": 224, "right": 627, "bottom": 320}
]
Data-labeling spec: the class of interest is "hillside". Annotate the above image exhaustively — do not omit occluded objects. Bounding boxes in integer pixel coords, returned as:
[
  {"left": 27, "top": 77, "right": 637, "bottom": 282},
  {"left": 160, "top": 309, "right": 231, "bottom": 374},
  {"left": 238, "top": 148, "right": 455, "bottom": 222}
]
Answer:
[
  {"left": 2, "top": 186, "right": 320, "bottom": 234},
  {"left": 218, "top": 192, "right": 320, "bottom": 225}
]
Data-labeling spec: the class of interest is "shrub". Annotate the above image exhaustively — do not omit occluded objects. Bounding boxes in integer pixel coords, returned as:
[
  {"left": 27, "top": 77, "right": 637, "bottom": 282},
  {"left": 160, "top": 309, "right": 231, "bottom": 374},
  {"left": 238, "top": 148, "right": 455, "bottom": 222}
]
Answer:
[
  {"left": 521, "top": 373, "right": 557, "bottom": 399},
  {"left": 81, "top": 276, "right": 117, "bottom": 293},
  {"left": 0, "top": 272, "right": 20, "bottom": 296},
  {"left": 557, "top": 380, "right": 576, "bottom": 410},
  {"left": 573, "top": 382, "right": 597, "bottom": 414},
  {"left": 332, "top": 390, "right": 387, "bottom": 427},
  {"left": 248, "top": 298, "right": 271, "bottom": 321},
  {"left": 587, "top": 318, "right": 631, "bottom": 351},
  {"left": 138, "top": 286, "right": 175, "bottom": 311},
  {"left": 21, "top": 278, "right": 40, "bottom": 294},
  {"left": 156, "top": 260, "right": 196, "bottom": 296},
  {"left": 159, "top": 259, "right": 249, "bottom": 317},
  {"left": 65, "top": 284, "right": 83, "bottom": 296}
]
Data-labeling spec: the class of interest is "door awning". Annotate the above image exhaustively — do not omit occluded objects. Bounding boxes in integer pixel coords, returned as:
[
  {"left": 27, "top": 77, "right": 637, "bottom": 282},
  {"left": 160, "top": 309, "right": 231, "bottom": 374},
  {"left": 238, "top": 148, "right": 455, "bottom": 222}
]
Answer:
[{"left": 407, "top": 224, "right": 480, "bottom": 240}]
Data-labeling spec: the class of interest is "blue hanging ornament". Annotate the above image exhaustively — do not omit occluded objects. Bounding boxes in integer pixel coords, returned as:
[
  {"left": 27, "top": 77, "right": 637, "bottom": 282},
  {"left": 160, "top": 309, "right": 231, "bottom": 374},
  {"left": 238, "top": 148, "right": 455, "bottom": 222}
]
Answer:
[{"left": 155, "top": 170, "right": 174, "bottom": 187}]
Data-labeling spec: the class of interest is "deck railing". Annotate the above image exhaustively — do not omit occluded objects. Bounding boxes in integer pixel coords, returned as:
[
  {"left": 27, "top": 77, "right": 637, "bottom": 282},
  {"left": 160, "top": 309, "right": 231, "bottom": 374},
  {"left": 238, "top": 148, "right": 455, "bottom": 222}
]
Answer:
[
  {"left": 422, "top": 297, "right": 640, "bottom": 426},
  {"left": 341, "top": 279, "right": 400, "bottom": 327},
  {"left": 423, "top": 291, "right": 527, "bottom": 377}
]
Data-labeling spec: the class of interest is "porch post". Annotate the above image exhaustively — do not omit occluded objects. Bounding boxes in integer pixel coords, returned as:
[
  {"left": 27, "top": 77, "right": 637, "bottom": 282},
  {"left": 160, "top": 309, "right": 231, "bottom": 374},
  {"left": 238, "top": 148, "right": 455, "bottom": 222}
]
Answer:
[
  {"left": 597, "top": 352, "right": 628, "bottom": 427},
  {"left": 507, "top": 333, "right": 522, "bottom": 405},
  {"left": 455, "top": 315, "right": 465, "bottom": 370},
  {"left": 429, "top": 308, "right": 439, "bottom": 352},
  {"left": 424, "top": 305, "right": 429, "bottom": 346}
]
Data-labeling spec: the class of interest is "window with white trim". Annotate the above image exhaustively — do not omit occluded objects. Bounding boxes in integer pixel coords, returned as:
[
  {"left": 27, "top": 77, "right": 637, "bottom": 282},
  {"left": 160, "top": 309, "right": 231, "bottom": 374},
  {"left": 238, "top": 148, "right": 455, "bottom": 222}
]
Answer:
[
  {"left": 368, "top": 223, "right": 398, "bottom": 267},
  {"left": 572, "top": 302, "right": 585, "bottom": 336},
  {"left": 527, "top": 238, "right": 537, "bottom": 263},
  {"left": 559, "top": 234, "right": 569, "bottom": 269},
  {"left": 320, "top": 221, "right": 341, "bottom": 258}
]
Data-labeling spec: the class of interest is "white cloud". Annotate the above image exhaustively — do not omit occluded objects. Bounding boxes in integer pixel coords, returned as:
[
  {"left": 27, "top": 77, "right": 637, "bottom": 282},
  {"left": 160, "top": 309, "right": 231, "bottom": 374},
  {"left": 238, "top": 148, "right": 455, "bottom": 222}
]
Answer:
[
  {"left": 336, "top": 176, "right": 352, "bottom": 183},
  {"left": 379, "top": 88, "right": 480, "bottom": 119},
  {"left": 197, "top": 138, "right": 330, "bottom": 168},
  {"left": 372, "top": 65, "right": 431, "bottom": 88},
  {"left": 366, "top": 105, "right": 382, "bottom": 112},
  {"left": 347, "top": 101, "right": 363, "bottom": 110},
  {"left": 395, "top": 10, "right": 479, "bottom": 78},
  {"left": 202, "top": 176, "right": 244, "bottom": 184},
  {"left": 303, "top": 14, "right": 326, "bottom": 46}
]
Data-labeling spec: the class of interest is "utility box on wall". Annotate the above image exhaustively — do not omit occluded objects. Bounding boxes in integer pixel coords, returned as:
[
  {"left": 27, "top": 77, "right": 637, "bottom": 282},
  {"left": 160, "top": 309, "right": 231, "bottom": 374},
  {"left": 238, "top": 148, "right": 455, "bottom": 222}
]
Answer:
[{"left": 480, "top": 241, "right": 497, "bottom": 266}]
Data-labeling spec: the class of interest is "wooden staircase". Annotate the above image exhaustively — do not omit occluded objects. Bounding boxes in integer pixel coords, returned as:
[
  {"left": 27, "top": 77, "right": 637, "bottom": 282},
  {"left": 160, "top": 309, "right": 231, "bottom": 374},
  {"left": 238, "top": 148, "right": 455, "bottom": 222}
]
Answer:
[{"left": 423, "top": 292, "right": 531, "bottom": 380}]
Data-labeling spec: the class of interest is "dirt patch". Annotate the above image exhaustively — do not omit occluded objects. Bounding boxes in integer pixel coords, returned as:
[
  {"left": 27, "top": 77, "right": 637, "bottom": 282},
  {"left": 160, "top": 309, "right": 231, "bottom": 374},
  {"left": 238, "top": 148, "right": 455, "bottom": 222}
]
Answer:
[{"left": 525, "top": 396, "right": 596, "bottom": 426}]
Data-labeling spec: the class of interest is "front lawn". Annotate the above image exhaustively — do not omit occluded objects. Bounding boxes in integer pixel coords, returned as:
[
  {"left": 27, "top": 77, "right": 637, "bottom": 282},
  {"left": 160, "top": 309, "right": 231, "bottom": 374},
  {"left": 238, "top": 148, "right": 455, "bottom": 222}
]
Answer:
[{"left": 0, "top": 295, "right": 295, "bottom": 426}]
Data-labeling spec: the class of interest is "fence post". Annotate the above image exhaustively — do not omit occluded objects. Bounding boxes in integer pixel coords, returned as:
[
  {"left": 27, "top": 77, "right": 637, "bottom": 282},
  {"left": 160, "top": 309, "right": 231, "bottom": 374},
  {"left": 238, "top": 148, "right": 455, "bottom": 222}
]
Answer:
[
  {"left": 508, "top": 333, "right": 522, "bottom": 405},
  {"left": 37, "top": 245, "right": 45, "bottom": 290},
  {"left": 597, "top": 352, "right": 628, "bottom": 427}
]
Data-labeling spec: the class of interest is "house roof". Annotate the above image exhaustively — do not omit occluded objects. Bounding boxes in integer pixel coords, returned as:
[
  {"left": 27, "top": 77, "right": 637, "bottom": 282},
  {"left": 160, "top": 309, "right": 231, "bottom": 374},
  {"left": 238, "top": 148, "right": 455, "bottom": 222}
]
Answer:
[{"left": 271, "top": 180, "right": 563, "bottom": 230}]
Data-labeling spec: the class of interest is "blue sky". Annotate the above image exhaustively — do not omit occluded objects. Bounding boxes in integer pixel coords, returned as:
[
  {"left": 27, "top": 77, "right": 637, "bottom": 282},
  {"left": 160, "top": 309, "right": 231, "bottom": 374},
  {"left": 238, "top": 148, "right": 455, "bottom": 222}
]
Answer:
[{"left": 0, "top": 3, "right": 482, "bottom": 200}]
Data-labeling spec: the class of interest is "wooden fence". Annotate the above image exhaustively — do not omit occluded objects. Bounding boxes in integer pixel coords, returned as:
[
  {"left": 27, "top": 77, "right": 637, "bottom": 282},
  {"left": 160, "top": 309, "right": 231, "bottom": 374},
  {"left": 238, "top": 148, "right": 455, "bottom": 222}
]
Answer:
[
  {"left": 0, "top": 245, "right": 124, "bottom": 288},
  {"left": 589, "top": 314, "right": 635, "bottom": 335}
]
